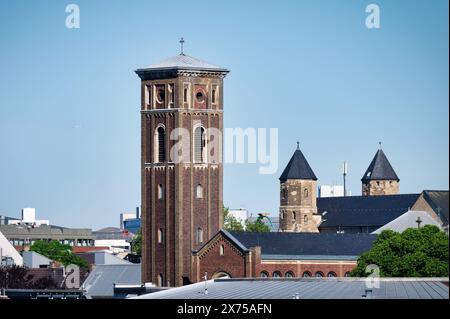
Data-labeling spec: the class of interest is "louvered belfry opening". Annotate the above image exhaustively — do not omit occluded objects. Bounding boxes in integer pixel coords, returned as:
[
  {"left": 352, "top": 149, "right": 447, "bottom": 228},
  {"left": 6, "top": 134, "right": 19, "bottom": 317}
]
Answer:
[
  {"left": 157, "top": 126, "right": 165, "bottom": 162},
  {"left": 194, "top": 126, "right": 205, "bottom": 163}
]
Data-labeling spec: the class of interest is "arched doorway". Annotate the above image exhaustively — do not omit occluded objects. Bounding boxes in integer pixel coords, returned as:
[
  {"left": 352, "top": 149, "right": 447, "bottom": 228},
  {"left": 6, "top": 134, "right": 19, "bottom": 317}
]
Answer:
[{"left": 212, "top": 271, "right": 232, "bottom": 279}]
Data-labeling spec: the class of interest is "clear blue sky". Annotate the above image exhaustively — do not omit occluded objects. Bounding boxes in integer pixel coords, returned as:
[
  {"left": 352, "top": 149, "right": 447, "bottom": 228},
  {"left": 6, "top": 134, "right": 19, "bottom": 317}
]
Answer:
[{"left": 0, "top": 0, "right": 448, "bottom": 229}]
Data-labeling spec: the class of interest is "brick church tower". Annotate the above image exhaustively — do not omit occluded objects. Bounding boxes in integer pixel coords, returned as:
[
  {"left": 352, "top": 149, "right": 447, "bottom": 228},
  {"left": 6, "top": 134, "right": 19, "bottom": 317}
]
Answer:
[
  {"left": 135, "top": 49, "right": 229, "bottom": 287},
  {"left": 361, "top": 146, "right": 399, "bottom": 196},
  {"left": 279, "top": 144, "right": 319, "bottom": 232}
]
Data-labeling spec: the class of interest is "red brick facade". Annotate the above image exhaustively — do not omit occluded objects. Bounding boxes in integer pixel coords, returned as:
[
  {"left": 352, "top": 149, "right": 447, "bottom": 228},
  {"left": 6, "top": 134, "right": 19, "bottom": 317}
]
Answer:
[
  {"left": 192, "top": 231, "right": 356, "bottom": 281},
  {"left": 137, "top": 64, "right": 229, "bottom": 287}
]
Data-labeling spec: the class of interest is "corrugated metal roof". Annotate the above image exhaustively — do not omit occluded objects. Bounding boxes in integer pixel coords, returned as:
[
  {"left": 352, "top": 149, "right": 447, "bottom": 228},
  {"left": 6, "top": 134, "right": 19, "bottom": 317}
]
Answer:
[
  {"left": 82, "top": 264, "right": 141, "bottom": 298},
  {"left": 134, "top": 278, "right": 449, "bottom": 299}
]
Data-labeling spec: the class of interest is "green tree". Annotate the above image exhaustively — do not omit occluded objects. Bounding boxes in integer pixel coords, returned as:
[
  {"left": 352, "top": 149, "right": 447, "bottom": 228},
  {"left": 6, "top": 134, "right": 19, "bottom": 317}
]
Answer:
[
  {"left": 132, "top": 229, "right": 142, "bottom": 255},
  {"left": 223, "top": 206, "right": 244, "bottom": 232},
  {"left": 244, "top": 215, "right": 271, "bottom": 233},
  {"left": 351, "top": 225, "right": 449, "bottom": 277},
  {"left": 30, "top": 240, "right": 88, "bottom": 268}
]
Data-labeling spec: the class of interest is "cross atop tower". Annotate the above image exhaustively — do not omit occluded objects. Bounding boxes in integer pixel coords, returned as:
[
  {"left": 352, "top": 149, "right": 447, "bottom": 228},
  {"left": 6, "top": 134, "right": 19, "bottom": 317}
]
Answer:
[
  {"left": 378, "top": 141, "right": 382, "bottom": 149},
  {"left": 179, "top": 37, "right": 185, "bottom": 55},
  {"left": 296, "top": 141, "right": 300, "bottom": 150}
]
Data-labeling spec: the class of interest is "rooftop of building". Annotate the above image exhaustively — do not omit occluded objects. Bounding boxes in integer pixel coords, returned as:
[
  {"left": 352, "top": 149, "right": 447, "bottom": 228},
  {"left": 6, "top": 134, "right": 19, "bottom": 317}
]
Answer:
[
  {"left": 135, "top": 53, "right": 229, "bottom": 80},
  {"left": 134, "top": 277, "right": 449, "bottom": 299},
  {"left": 199, "top": 230, "right": 377, "bottom": 260},
  {"left": 361, "top": 148, "right": 399, "bottom": 181},
  {"left": 421, "top": 190, "right": 449, "bottom": 226},
  {"left": 279, "top": 145, "right": 317, "bottom": 181},
  {"left": 82, "top": 263, "right": 141, "bottom": 298},
  {"left": 0, "top": 223, "right": 94, "bottom": 238},
  {"left": 317, "top": 193, "right": 421, "bottom": 228}
]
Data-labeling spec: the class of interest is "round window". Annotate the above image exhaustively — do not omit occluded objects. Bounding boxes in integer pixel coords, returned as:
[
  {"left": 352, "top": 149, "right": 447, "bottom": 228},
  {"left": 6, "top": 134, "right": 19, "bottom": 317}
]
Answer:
[{"left": 196, "top": 91, "right": 205, "bottom": 103}]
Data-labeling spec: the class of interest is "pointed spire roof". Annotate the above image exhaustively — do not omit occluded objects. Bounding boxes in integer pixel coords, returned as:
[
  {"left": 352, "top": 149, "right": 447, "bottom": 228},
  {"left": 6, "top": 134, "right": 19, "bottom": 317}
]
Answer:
[
  {"left": 279, "top": 145, "right": 317, "bottom": 182},
  {"left": 361, "top": 149, "right": 399, "bottom": 181}
]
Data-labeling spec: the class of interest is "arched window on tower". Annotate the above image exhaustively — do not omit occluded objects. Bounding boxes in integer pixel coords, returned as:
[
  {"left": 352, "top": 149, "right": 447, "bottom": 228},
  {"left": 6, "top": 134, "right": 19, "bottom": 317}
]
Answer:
[
  {"left": 155, "top": 126, "right": 166, "bottom": 163},
  {"left": 194, "top": 126, "right": 206, "bottom": 163},
  {"left": 196, "top": 184, "right": 203, "bottom": 198},
  {"left": 158, "top": 184, "right": 164, "bottom": 200},
  {"left": 304, "top": 215, "right": 308, "bottom": 225},
  {"left": 220, "top": 244, "right": 224, "bottom": 256},
  {"left": 157, "top": 228, "right": 163, "bottom": 244},
  {"left": 304, "top": 188, "right": 309, "bottom": 198}
]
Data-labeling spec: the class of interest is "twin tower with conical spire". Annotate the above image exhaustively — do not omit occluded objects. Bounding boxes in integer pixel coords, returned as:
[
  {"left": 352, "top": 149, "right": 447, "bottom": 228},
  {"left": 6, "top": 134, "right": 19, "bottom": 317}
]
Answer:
[{"left": 279, "top": 143, "right": 400, "bottom": 232}]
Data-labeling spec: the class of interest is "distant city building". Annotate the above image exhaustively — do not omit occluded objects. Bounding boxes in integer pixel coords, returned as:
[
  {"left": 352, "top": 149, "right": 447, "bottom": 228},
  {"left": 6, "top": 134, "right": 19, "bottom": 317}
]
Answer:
[
  {"left": 0, "top": 230, "right": 23, "bottom": 266},
  {"left": 120, "top": 207, "right": 140, "bottom": 230},
  {"left": 228, "top": 208, "right": 249, "bottom": 226},
  {"left": 76, "top": 251, "right": 131, "bottom": 267},
  {"left": 318, "top": 185, "right": 345, "bottom": 198},
  {"left": 7, "top": 208, "right": 49, "bottom": 227},
  {"left": 93, "top": 227, "right": 132, "bottom": 253},
  {"left": 22, "top": 251, "right": 53, "bottom": 268},
  {"left": 0, "top": 223, "right": 94, "bottom": 249},
  {"left": 123, "top": 218, "right": 140, "bottom": 234},
  {"left": 82, "top": 264, "right": 141, "bottom": 299}
]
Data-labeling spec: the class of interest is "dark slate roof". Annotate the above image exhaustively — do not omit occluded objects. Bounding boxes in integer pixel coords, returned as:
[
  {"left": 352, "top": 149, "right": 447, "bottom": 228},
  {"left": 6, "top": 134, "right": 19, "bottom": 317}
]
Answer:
[
  {"left": 318, "top": 194, "right": 420, "bottom": 228},
  {"left": 226, "top": 230, "right": 376, "bottom": 258},
  {"left": 423, "top": 190, "right": 449, "bottom": 226},
  {"left": 279, "top": 148, "right": 317, "bottom": 181},
  {"left": 361, "top": 149, "right": 399, "bottom": 181}
]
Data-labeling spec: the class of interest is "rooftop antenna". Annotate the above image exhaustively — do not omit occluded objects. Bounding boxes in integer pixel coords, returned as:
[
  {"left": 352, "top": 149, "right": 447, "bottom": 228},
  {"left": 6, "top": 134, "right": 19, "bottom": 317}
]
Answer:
[
  {"left": 179, "top": 37, "right": 185, "bottom": 55},
  {"left": 342, "top": 162, "right": 348, "bottom": 197}
]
